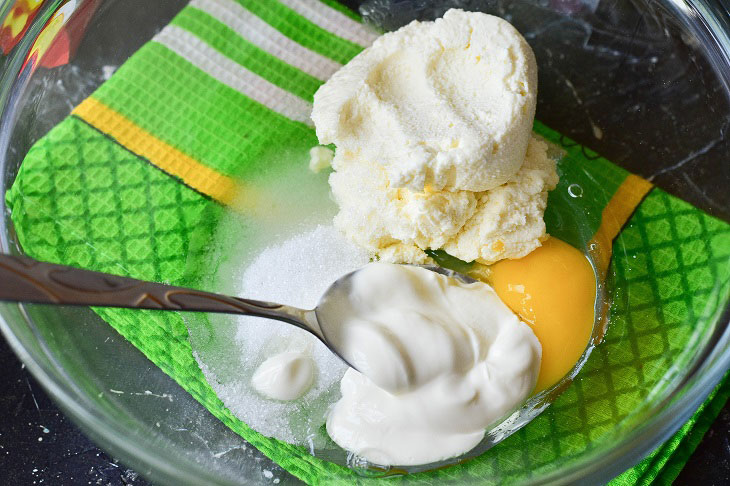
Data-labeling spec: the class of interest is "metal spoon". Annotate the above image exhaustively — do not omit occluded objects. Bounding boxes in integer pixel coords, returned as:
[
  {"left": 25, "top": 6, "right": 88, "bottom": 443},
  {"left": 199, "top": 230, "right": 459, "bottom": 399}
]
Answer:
[{"left": 0, "top": 253, "right": 474, "bottom": 372}]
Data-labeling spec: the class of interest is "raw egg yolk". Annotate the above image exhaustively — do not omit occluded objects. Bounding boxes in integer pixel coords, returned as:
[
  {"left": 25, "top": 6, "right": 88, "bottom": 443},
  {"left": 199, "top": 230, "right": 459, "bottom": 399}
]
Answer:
[{"left": 485, "top": 237, "right": 596, "bottom": 393}]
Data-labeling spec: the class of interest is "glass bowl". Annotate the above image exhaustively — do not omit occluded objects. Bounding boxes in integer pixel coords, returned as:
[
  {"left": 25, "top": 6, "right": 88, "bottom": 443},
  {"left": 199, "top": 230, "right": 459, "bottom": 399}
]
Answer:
[{"left": 1, "top": 0, "right": 729, "bottom": 484}]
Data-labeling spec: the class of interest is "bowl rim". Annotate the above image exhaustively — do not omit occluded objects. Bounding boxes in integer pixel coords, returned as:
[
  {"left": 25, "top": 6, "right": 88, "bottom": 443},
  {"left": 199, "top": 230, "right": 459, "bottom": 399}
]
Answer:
[{"left": 1, "top": 0, "right": 729, "bottom": 484}]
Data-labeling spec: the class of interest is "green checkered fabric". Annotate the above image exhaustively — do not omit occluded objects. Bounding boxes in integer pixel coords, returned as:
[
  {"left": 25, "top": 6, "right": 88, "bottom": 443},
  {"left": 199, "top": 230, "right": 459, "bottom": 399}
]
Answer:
[
  {"left": 6, "top": 1, "right": 730, "bottom": 484},
  {"left": 8, "top": 117, "right": 210, "bottom": 279}
]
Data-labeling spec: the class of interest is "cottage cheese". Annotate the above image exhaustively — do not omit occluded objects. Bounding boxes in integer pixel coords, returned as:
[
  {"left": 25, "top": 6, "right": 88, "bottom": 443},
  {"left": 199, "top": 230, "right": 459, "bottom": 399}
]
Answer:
[
  {"left": 312, "top": 9, "right": 537, "bottom": 192},
  {"left": 330, "top": 136, "right": 558, "bottom": 265}
]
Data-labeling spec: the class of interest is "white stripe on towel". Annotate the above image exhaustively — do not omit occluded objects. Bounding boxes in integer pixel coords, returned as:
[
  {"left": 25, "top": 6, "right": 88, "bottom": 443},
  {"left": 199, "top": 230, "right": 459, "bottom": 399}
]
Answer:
[
  {"left": 277, "top": 0, "right": 377, "bottom": 47},
  {"left": 190, "top": 0, "right": 342, "bottom": 81},
  {"left": 155, "top": 26, "right": 314, "bottom": 126}
]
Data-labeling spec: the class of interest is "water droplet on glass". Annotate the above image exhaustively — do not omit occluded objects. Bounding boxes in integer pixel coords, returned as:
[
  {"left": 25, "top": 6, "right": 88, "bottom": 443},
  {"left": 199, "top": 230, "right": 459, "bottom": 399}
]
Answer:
[{"left": 568, "top": 184, "right": 584, "bottom": 198}]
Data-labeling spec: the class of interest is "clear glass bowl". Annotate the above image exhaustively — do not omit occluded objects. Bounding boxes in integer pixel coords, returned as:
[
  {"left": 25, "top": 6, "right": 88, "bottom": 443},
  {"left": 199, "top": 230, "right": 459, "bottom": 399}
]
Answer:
[{"left": 1, "top": 0, "right": 729, "bottom": 484}]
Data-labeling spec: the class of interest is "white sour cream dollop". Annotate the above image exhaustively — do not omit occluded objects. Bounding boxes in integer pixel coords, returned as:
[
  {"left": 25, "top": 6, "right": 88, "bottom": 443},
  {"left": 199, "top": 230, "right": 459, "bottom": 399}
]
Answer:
[
  {"left": 251, "top": 351, "right": 315, "bottom": 401},
  {"left": 319, "top": 263, "right": 541, "bottom": 466}
]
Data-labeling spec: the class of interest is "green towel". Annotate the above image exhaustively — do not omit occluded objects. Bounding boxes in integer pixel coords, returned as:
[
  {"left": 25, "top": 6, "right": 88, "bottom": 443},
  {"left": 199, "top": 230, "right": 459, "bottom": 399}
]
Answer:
[{"left": 6, "top": 0, "right": 730, "bottom": 484}]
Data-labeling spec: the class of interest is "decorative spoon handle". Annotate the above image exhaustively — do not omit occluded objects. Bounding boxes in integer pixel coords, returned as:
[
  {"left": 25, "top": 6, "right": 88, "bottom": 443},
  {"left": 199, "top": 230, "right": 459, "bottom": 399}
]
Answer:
[{"left": 0, "top": 254, "right": 317, "bottom": 332}]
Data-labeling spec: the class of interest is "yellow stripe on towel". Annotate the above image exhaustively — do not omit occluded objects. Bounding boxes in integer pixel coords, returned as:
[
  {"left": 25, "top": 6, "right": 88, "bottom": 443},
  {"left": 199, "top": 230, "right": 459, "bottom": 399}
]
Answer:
[
  {"left": 73, "top": 97, "right": 239, "bottom": 205},
  {"left": 590, "top": 174, "right": 654, "bottom": 278}
]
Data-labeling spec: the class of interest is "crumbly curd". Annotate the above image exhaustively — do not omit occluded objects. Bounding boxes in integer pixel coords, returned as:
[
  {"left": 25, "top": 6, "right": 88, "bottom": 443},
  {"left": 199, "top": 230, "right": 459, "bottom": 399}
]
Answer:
[
  {"left": 314, "top": 9, "right": 556, "bottom": 265},
  {"left": 312, "top": 9, "right": 537, "bottom": 193},
  {"left": 329, "top": 135, "right": 558, "bottom": 265}
]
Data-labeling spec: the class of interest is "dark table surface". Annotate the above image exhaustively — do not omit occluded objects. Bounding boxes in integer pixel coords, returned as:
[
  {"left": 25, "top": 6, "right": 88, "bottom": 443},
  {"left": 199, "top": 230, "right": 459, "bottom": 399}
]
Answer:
[{"left": 2, "top": 0, "right": 730, "bottom": 485}]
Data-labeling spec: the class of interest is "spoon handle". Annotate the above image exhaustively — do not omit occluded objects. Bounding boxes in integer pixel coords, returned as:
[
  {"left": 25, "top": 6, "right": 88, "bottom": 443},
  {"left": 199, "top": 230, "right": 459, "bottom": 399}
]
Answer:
[{"left": 0, "top": 254, "right": 315, "bottom": 330}]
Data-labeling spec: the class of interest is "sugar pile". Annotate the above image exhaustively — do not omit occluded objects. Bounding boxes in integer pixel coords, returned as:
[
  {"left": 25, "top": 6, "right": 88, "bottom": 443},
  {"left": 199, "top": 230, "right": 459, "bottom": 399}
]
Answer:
[{"left": 191, "top": 224, "right": 370, "bottom": 446}]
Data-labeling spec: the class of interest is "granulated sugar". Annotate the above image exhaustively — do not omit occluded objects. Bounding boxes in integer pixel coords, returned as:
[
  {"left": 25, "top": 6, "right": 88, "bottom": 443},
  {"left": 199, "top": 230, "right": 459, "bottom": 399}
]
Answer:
[{"left": 192, "top": 224, "right": 369, "bottom": 446}]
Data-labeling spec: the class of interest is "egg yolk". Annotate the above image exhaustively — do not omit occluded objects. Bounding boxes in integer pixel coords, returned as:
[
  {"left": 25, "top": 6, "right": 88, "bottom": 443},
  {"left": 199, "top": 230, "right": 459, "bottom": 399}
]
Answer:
[{"left": 482, "top": 237, "right": 596, "bottom": 393}]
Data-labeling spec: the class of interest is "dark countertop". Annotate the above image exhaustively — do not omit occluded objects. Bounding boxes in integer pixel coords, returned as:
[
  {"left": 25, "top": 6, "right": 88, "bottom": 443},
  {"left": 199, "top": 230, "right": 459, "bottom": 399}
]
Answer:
[
  {"left": 1, "top": 332, "right": 728, "bottom": 485},
  {"left": 0, "top": 335, "right": 146, "bottom": 486}
]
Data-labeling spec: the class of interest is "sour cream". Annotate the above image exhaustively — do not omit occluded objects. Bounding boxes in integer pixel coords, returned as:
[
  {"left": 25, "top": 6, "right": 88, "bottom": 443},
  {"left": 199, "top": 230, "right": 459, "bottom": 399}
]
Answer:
[
  {"left": 320, "top": 263, "right": 541, "bottom": 466},
  {"left": 251, "top": 351, "right": 315, "bottom": 401}
]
